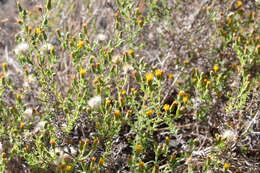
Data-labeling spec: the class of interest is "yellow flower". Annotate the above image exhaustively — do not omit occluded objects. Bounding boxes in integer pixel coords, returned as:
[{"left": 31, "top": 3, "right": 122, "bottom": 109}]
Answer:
[
  {"left": 192, "top": 78, "right": 197, "bottom": 82},
  {"left": 16, "top": 94, "right": 22, "bottom": 100},
  {"left": 49, "top": 138, "right": 56, "bottom": 145},
  {"left": 127, "top": 49, "right": 134, "bottom": 56},
  {"left": 178, "top": 90, "right": 186, "bottom": 97},
  {"left": 77, "top": 41, "right": 84, "bottom": 48},
  {"left": 113, "top": 12, "right": 119, "bottom": 18},
  {"left": 20, "top": 122, "right": 26, "bottom": 129},
  {"left": 165, "top": 136, "right": 170, "bottom": 144},
  {"left": 1, "top": 152, "right": 7, "bottom": 159},
  {"left": 138, "top": 161, "right": 145, "bottom": 167},
  {"left": 182, "top": 96, "right": 189, "bottom": 103},
  {"left": 82, "top": 23, "right": 88, "bottom": 29},
  {"left": 137, "top": 19, "right": 144, "bottom": 26},
  {"left": 213, "top": 65, "right": 220, "bottom": 72},
  {"left": 65, "top": 165, "right": 72, "bottom": 172},
  {"left": 135, "top": 145, "right": 144, "bottom": 152},
  {"left": 105, "top": 99, "right": 112, "bottom": 105},
  {"left": 99, "top": 158, "right": 105, "bottom": 166},
  {"left": 93, "top": 77, "right": 101, "bottom": 86},
  {"left": 167, "top": 74, "right": 174, "bottom": 79},
  {"left": 172, "top": 101, "right": 178, "bottom": 106},
  {"left": 35, "top": 28, "right": 42, "bottom": 35},
  {"left": 135, "top": 8, "right": 140, "bottom": 14},
  {"left": 118, "top": 97, "right": 124, "bottom": 103},
  {"left": 1, "top": 63, "right": 8, "bottom": 71},
  {"left": 91, "top": 157, "right": 97, "bottom": 162},
  {"left": 114, "top": 110, "right": 121, "bottom": 117},
  {"left": 155, "top": 69, "right": 163, "bottom": 78},
  {"left": 256, "top": 45, "right": 260, "bottom": 52},
  {"left": 235, "top": 0, "right": 243, "bottom": 8},
  {"left": 130, "top": 88, "right": 137, "bottom": 93},
  {"left": 226, "top": 18, "right": 232, "bottom": 25},
  {"left": 163, "top": 104, "right": 170, "bottom": 111},
  {"left": 183, "top": 59, "right": 190, "bottom": 64},
  {"left": 145, "top": 110, "right": 154, "bottom": 116},
  {"left": 121, "top": 90, "right": 127, "bottom": 95},
  {"left": 79, "top": 68, "right": 87, "bottom": 76},
  {"left": 145, "top": 73, "right": 154, "bottom": 82},
  {"left": 127, "top": 110, "right": 133, "bottom": 116},
  {"left": 223, "top": 163, "right": 231, "bottom": 169}
]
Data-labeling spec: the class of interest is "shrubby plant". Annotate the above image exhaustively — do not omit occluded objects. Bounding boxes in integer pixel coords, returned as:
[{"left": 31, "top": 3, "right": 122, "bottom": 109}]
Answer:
[{"left": 0, "top": 0, "right": 259, "bottom": 172}]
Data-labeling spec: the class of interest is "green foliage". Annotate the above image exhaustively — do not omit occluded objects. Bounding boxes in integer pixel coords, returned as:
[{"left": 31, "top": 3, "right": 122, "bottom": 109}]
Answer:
[{"left": 0, "top": 0, "right": 259, "bottom": 172}]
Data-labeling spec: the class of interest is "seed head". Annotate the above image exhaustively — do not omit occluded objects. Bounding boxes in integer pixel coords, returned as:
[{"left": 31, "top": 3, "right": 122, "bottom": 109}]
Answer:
[
  {"left": 87, "top": 96, "right": 102, "bottom": 108},
  {"left": 14, "top": 42, "right": 29, "bottom": 55}
]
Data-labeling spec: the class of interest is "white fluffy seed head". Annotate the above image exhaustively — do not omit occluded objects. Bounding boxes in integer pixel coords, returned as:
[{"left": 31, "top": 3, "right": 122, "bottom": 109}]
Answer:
[
  {"left": 112, "top": 54, "right": 122, "bottom": 64},
  {"left": 14, "top": 42, "right": 29, "bottom": 55},
  {"left": 87, "top": 96, "right": 102, "bottom": 108},
  {"left": 23, "top": 74, "right": 37, "bottom": 88},
  {"left": 33, "top": 120, "right": 47, "bottom": 133},
  {"left": 96, "top": 33, "right": 107, "bottom": 42},
  {"left": 221, "top": 129, "right": 238, "bottom": 142},
  {"left": 23, "top": 107, "right": 33, "bottom": 120},
  {"left": 40, "top": 43, "right": 54, "bottom": 54},
  {"left": 123, "top": 64, "right": 134, "bottom": 74},
  {"left": 0, "top": 142, "right": 3, "bottom": 153}
]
